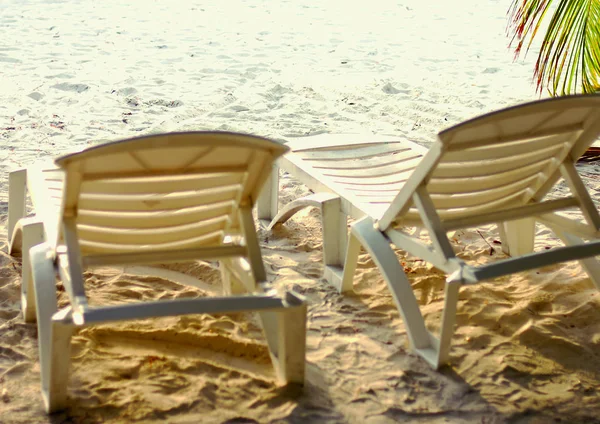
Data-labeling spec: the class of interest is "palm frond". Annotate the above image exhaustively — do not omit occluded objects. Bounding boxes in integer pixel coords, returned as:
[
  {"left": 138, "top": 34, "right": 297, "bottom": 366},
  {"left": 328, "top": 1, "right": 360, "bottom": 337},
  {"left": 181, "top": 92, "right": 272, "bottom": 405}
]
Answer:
[{"left": 508, "top": 0, "right": 600, "bottom": 95}]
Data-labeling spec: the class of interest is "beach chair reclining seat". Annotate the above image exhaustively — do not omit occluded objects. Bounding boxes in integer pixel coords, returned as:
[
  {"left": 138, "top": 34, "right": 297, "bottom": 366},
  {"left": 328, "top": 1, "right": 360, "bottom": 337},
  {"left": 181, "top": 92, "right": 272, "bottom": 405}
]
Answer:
[
  {"left": 8, "top": 131, "right": 307, "bottom": 413},
  {"left": 258, "top": 95, "right": 600, "bottom": 369}
]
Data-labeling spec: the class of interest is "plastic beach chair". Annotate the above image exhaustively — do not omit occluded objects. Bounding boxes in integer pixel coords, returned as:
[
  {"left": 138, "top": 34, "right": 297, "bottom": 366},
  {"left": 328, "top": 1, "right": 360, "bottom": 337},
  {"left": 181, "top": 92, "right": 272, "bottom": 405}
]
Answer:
[
  {"left": 7, "top": 131, "right": 307, "bottom": 413},
  {"left": 258, "top": 95, "right": 600, "bottom": 369}
]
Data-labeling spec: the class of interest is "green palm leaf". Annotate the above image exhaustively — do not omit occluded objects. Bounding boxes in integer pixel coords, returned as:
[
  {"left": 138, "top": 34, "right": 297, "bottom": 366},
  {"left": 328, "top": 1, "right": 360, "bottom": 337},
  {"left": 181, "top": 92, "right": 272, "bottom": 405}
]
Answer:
[{"left": 508, "top": 0, "right": 600, "bottom": 95}]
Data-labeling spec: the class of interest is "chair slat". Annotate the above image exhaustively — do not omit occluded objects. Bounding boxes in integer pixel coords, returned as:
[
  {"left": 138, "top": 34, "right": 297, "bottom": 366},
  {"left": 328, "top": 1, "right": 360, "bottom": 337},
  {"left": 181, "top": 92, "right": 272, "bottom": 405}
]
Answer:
[
  {"left": 77, "top": 202, "right": 234, "bottom": 229},
  {"left": 345, "top": 186, "right": 407, "bottom": 195},
  {"left": 321, "top": 157, "right": 422, "bottom": 179},
  {"left": 80, "top": 165, "right": 249, "bottom": 181},
  {"left": 439, "top": 197, "right": 580, "bottom": 229},
  {"left": 285, "top": 134, "right": 420, "bottom": 151},
  {"left": 429, "top": 181, "right": 532, "bottom": 209},
  {"left": 40, "top": 169, "right": 64, "bottom": 180},
  {"left": 427, "top": 165, "right": 542, "bottom": 194},
  {"left": 80, "top": 173, "right": 245, "bottom": 195},
  {"left": 79, "top": 231, "right": 224, "bottom": 254},
  {"left": 441, "top": 136, "right": 569, "bottom": 163},
  {"left": 78, "top": 187, "right": 240, "bottom": 212},
  {"left": 308, "top": 149, "right": 423, "bottom": 170},
  {"left": 330, "top": 170, "right": 414, "bottom": 186},
  {"left": 298, "top": 143, "right": 413, "bottom": 161},
  {"left": 444, "top": 122, "right": 583, "bottom": 150},
  {"left": 350, "top": 194, "right": 397, "bottom": 203},
  {"left": 397, "top": 194, "right": 525, "bottom": 223},
  {"left": 45, "top": 181, "right": 64, "bottom": 192},
  {"left": 77, "top": 216, "right": 229, "bottom": 245},
  {"left": 431, "top": 155, "right": 552, "bottom": 179}
]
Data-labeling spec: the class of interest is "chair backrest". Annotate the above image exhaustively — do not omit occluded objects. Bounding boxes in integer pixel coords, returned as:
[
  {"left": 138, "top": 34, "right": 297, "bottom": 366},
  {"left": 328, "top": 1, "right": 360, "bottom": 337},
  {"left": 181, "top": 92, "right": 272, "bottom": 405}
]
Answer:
[
  {"left": 54, "top": 132, "right": 288, "bottom": 254},
  {"left": 379, "top": 95, "right": 600, "bottom": 230}
]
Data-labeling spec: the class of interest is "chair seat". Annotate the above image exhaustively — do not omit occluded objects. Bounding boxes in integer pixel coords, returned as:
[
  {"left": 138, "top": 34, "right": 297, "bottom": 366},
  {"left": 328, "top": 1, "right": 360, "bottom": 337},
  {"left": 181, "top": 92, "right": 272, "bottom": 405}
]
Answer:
[{"left": 280, "top": 134, "right": 429, "bottom": 221}]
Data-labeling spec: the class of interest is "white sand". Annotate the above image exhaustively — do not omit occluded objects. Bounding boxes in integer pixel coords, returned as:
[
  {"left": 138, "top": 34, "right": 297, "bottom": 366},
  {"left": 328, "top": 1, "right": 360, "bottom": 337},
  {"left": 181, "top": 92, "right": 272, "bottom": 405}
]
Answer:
[{"left": 1, "top": 0, "right": 600, "bottom": 423}]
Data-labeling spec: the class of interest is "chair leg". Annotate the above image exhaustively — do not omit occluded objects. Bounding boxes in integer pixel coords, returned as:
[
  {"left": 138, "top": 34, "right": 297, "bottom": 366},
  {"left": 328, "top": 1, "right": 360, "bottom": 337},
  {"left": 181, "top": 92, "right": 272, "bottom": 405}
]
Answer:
[
  {"left": 266, "top": 193, "right": 346, "bottom": 287},
  {"left": 321, "top": 199, "right": 347, "bottom": 266},
  {"left": 238, "top": 205, "right": 267, "bottom": 288},
  {"left": 272, "top": 292, "right": 307, "bottom": 384},
  {"left": 352, "top": 218, "right": 463, "bottom": 369},
  {"left": 322, "top": 202, "right": 348, "bottom": 288},
  {"left": 502, "top": 218, "right": 535, "bottom": 256},
  {"left": 436, "top": 279, "right": 461, "bottom": 367},
  {"left": 18, "top": 219, "right": 45, "bottom": 323},
  {"left": 220, "top": 258, "right": 253, "bottom": 295},
  {"left": 31, "top": 243, "right": 74, "bottom": 413},
  {"left": 220, "top": 260, "right": 233, "bottom": 295},
  {"left": 350, "top": 218, "right": 432, "bottom": 352},
  {"left": 496, "top": 221, "right": 510, "bottom": 255},
  {"left": 338, "top": 230, "right": 361, "bottom": 293},
  {"left": 556, "top": 230, "right": 600, "bottom": 291},
  {"left": 44, "top": 312, "right": 74, "bottom": 413},
  {"left": 257, "top": 164, "right": 279, "bottom": 221},
  {"left": 8, "top": 168, "right": 27, "bottom": 244}
]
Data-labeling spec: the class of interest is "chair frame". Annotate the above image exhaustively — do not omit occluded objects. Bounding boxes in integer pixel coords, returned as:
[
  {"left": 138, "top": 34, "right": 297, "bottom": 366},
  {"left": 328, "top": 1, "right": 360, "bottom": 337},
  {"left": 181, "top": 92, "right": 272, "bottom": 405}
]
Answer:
[
  {"left": 8, "top": 131, "right": 307, "bottom": 412},
  {"left": 259, "top": 96, "right": 600, "bottom": 368}
]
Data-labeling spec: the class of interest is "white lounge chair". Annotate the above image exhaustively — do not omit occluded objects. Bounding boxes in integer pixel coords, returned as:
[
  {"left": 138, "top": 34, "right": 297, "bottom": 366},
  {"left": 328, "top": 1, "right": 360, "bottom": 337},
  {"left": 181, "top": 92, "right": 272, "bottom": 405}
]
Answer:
[
  {"left": 258, "top": 95, "right": 600, "bottom": 369},
  {"left": 7, "top": 131, "right": 307, "bottom": 413}
]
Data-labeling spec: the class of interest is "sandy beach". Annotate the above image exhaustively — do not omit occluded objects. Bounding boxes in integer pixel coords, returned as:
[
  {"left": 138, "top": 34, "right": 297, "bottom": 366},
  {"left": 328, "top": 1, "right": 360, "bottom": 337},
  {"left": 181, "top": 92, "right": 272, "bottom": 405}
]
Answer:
[{"left": 1, "top": 0, "right": 600, "bottom": 423}]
